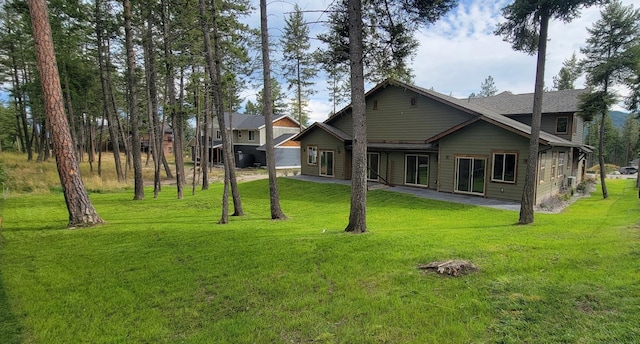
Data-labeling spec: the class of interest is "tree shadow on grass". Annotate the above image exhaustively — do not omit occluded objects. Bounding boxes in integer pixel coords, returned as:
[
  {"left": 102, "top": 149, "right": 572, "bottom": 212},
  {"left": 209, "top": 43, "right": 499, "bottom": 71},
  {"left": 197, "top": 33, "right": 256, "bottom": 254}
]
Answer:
[{"left": 0, "top": 233, "right": 23, "bottom": 344}]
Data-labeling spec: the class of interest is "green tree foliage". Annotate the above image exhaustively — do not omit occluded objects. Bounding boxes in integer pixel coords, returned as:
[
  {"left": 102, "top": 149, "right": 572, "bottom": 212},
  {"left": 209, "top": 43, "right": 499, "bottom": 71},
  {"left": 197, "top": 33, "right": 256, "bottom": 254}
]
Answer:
[
  {"left": 579, "top": 0, "right": 640, "bottom": 198},
  {"left": 495, "top": 0, "right": 600, "bottom": 224},
  {"left": 626, "top": 45, "right": 640, "bottom": 112},
  {"left": 342, "top": 0, "right": 457, "bottom": 234},
  {"left": 280, "top": 4, "right": 318, "bottom": 128},
  {"left": 253, "top": 78, "right": 289, "bottom": 116},
  {"left": 553, "top": 52, "right": 581, "bottom": 90},
  {"left": 0, "top": 102, "right": 17, "bottom": 151},
  {"left": 479, "top": 75, "right": 498, "bottom": 97},
  {"left": 319, "top": 0, "right": 456, "bottom": 85}
]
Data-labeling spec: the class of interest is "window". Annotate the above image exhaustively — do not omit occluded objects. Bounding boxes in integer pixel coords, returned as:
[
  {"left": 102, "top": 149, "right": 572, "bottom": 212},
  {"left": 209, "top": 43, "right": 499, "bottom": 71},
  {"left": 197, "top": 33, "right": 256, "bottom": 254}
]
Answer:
[
  {"left": 550, "top": 152, "right": 557, "bottom": 179},
  {"left": 307, "top": 146, "right": 318, "bottom": 165},
  {"left": 373, "top": 100, "right": 378, "bottom": 110},
  {"left": 539, "top": 153, "right": 546, "bottom": 183},
  {"left": 405, "top": 154, "right": 429, "bottom": 186},
  {"left": 248, "top": 130, "right": 255, "bottom": 142},
  {"left": 410, "top": 97, "right": 417, "bottom": 107},
  {"left": 492, "top": 152, "right": 517, "bottom": 183},
  {"left": 558, "top": 152, "right": 565, "bottom": 177},
  {"left": 216, "top": 130, "right": 221, "bottom": 140},
  {"left": 556, "top": 117, "right": 568, "bottom": 134},
  {"left": 367, "top": 153, "right": 380, "bottom": 181}
]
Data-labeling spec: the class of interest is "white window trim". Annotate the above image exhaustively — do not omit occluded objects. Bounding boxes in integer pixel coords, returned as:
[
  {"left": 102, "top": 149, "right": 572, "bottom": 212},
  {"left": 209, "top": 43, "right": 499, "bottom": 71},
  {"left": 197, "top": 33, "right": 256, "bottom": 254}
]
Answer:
[{"left": 248, "top": 130, "right": 255, "bottom": 142}]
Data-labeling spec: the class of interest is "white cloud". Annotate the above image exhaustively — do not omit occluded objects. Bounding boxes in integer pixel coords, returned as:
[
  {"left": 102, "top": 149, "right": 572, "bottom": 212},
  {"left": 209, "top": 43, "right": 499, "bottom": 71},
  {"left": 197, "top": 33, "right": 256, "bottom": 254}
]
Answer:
[{"left": 243, "top": 0, "right": 640, "bottom": 117}]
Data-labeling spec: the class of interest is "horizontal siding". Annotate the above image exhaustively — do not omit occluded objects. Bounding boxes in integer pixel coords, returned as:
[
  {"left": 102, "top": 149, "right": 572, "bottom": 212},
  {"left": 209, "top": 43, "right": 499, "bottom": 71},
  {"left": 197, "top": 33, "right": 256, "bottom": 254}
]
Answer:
[
  {"left": 438, "top": 121, "right": 530, "bottom": 201},
  {"left": 366, "top": 86, "right": 472, "bottom": 141},
  {"left": 535, "top": 147, "right": 572, "bottom": 203},
  {"left": 299, "top": 129, "right": 347, "bottom": 179},
  {"left": 274, "top": 147, "right": 300, "bottom": 168}
]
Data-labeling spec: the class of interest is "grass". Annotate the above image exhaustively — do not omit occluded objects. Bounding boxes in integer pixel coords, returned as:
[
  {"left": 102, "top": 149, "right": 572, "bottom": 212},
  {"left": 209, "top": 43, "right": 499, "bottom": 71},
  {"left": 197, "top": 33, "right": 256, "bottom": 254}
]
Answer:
[{"left": 1, "top": 152, "right": 640, "bottom": 343}]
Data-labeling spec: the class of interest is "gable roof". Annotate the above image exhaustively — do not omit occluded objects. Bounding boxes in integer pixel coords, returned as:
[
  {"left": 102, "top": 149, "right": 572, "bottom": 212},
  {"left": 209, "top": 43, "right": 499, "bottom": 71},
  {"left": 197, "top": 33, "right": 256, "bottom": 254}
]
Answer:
[
  {"left": 294, "top": 79, "right": 585, "bottom": 149},
  {"left": 220, "top": 113, "right": 302, "bottom": 130},
  {"left": 291, "top": 122, "right": 352, "bottom": 142},
  {"left": 464, "top": 89, "right": 588, "bottom": 115}
]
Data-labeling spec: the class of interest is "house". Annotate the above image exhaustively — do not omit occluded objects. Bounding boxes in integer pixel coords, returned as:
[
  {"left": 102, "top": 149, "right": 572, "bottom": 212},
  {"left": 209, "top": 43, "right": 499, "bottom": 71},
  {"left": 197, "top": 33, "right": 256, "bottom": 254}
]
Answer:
[
  {"left": 191, "top": 113, "right": 303, "bottom": 169},
  {"left": 141, "top": 125, "right": 174, "bottom": 157},
  {"left": 292, "top": 79, "right": 592, "bottom": 205}
]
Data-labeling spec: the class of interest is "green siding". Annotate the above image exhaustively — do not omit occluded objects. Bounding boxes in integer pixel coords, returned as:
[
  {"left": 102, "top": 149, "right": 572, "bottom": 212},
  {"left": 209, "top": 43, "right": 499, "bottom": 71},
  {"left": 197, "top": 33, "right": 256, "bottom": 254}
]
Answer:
[
  {"left": 439, "top": 121, "right": 530, "bottom": 201},
  {"left": 327, "top": 85, "right": 473, "bottom": 141},
  {"left": 536, "top": 147, "right": 572, "bottom": 203},
  {"left": 366, "top": 86, "right": 471, "bottom": 141},
  {"left": 299, "top": 129, "right": 348, "bottom": 179}
]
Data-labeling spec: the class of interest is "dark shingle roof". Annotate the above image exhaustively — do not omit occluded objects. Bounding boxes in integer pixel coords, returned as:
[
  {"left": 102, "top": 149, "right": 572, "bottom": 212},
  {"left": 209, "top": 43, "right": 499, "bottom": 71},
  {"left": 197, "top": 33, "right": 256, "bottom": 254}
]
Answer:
[
  {"left": 296, "top": 79, "right": 585, "bottom": 149},
  {"left": 222, "top": 113, "right": 294, "bottom": 130},
  {"left": 464, "top": 89, "right": 588, "bottom": 115}
]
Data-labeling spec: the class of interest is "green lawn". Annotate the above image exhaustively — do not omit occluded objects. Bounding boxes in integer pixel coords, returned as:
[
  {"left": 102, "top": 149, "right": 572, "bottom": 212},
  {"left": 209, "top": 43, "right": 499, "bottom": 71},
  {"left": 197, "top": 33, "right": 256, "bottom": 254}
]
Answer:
[{"left": 1, "top": 178, "right": 639, "bottom": 343}]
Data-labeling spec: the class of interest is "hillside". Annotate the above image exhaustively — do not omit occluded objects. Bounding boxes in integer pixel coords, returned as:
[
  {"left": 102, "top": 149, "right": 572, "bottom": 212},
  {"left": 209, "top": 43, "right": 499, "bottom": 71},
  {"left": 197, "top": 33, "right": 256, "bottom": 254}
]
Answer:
[{"left": 610, "top": 110, "right": 630, "bottom": 129}]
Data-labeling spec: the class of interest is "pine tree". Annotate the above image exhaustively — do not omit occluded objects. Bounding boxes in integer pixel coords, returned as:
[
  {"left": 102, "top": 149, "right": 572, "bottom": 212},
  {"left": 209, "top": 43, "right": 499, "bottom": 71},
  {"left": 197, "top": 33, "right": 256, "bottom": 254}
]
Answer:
[
  {"left": 553, "top": 52, "right": 581, "bottom": 90},
  {"left": 479, "top": 75, "right": 498, "bottom": 97},
  {"left": 343, "top": 0, "right": 457, "bottom": 234},
  {"left": 281, "top": 4, "right": 318, "bottom": 129},
  {"left": 27, "top": 0, "right": 103, "bottom": 227},
  {"left": 579, "top": 0, "right": 640, "bottom": 199},
  {"left": 495, "top": 0, "right": 601, "bottom": 224}
]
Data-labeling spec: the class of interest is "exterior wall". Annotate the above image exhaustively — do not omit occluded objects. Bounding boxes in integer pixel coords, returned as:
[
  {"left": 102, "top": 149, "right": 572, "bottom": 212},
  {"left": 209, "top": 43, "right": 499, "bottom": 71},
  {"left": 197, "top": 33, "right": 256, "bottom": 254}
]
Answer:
[
  {"left": 365, "top": 86, "right": 472, "bottom": 141},
  {"left": 274, "top": 117, "right": 299, "bottom": 128},
  {"left": 299, "top": 129, "right": 348, "bottom": 179},
  {"left": 438, "top": 121, "right": 530, "bottom": 202},
  {"left": 535, "top": 147, "right": 573, "bottom": 203},
  {"left": 508, "top": 112, "right": 583, "bottom": 144},
  {"left": 272, "top": 127, "right": 301, "bottom": 141},
  {"left": 274, "top": 147, "right": 301, "bottom": 168},
  {"left": 574, "top": 115, "right": 585, "bottom": 145},
  {"left": 234, "top": 144, "right": 261, "bottom": 168},
  {"left": 373, "top": 151, "right": 437, "bottom": 188},
  {"left": 234, "top": 129, "right": 260, "bottom": 145}
]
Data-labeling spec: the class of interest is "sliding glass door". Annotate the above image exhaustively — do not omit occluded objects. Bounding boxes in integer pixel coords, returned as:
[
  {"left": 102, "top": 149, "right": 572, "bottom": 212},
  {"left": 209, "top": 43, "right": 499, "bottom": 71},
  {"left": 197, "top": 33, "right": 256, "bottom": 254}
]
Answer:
[{"left": 455, "top": 157, "right": 485, "bottom": 195}]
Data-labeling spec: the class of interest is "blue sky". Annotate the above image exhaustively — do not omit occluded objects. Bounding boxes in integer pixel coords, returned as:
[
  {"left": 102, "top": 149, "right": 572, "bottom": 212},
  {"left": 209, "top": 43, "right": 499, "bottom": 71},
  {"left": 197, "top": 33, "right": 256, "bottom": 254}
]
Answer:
[{"left": 243, "top": 0, "right": 640, "bottom": 123}]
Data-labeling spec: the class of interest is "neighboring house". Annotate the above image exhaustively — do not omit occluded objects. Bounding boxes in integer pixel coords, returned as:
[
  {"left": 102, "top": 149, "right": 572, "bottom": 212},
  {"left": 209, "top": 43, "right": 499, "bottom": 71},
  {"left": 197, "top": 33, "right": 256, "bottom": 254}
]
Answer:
[
  {"left": 142, "top": 125, "right": 174, "bottom": 157},
  {"left": 191, "top": 112, "right": 302, "bottom": 169},
  {"left": 292, "top": 79, "right": 592, "bottom": 205}
]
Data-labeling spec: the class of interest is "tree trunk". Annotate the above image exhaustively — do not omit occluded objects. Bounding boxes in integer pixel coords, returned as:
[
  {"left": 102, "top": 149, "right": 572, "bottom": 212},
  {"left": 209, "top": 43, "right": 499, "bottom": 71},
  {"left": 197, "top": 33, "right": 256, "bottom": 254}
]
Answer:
[
  {"left": 123, "top": 0, "right": 144, "bottom": 200},
  {"left": 143, "top": 5, "right": 162, "bottom": 198},
  {"left": 598, "top": 111, "right": 609, "bottom": 199},
  {"left": 211, "top": 1, "right": 242, "bottom": 216},
  {"left": 27, "top": 0, "right": 103, "bottom": 228},
  {"left": 161, "top": 0, "right": 183, "bottom": 199},
  {"left": 198, "top": 0, "right": 243, "bottom": 221},
  {"left": 10, "top": 39, "right": 33, "bottom": 160},
  {"left": 518, "top": 8, "right": 549, "bottom": 225},
  {"left": 345, "top": 0, "right": 367, "bottom": 233},
  {"left": 201, "top": 66, "right": 210, "bottom": 190},
  {"left": 261, "top": 0, "right": 287, "bottom": 220},
  {"left": 95, "top": 0, "right": 125, "bottom": 182}
]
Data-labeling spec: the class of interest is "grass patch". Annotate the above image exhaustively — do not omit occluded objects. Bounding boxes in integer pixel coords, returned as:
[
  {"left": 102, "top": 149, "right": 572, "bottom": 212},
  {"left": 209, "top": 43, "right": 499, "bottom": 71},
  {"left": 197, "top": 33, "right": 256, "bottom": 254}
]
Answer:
[{"left": 1, "top": 170, "right": 640, "bottom": 342}]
